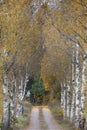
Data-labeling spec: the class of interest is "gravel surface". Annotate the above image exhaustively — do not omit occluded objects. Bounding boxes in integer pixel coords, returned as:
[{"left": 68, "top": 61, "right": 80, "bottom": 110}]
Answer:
[{"left": 26, "top": 106, "right": 63, "bottom": 130}]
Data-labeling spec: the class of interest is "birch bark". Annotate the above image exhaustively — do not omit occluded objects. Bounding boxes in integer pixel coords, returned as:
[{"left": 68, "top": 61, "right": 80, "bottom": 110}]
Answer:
[
  {"left": 70, "top": 46, "right": 75, "bottom": 123},
  {"left": 66, "top": 82, "right": 70, "bottom": 119},
  {"left": 61, "top": 82, "right": 64, "bottom": 110},
  {"left": 16, "top": 74, "right": 29, "bottom": 117},
  {"left": 75, "top": 44, "right": 80, "bottom": 128},
  {"left": 2, "top": 75, "right": 9, "bottom": 130},
  {"left": 10, "top": 76, "right": 16, "bottom": 128},
  {"left": 63, "top": 82, "right": 67, "bottom": 120},
  {"left": 80, "top": 57, "right": 87, "bottom": 117}
]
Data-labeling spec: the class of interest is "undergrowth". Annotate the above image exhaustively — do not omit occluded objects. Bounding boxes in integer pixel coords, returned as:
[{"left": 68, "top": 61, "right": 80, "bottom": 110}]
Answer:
[
  {"left": 14, "top": 101, "right": 32, "bottom": 130},
  {"left": 49, "top": 100, "right": 75, "bottom": 130}
]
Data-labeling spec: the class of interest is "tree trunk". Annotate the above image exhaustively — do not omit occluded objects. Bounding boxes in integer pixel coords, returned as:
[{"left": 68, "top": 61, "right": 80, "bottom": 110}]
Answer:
[
  {"left": 16, "top": 74, "right": 29, "bottom": 117},
  {"left": 2, "top": 75, "right": 9, "bottom": 130},
  {"left": 70, "top": 46, "right": 75, "bottom": 123},
  {"left": 75, "top": 44, "right": 80, "bottom": 129},
  {"left": 10, "top": 76, "right": 16, "bottom": 128},
  {"left": 63, "top": 82, "right": 67, "bottom": 120},
  {"left": 80, "top": 57, "right": 87, "bottom": 117},
  {"left": 61, "top": 82, "right": 64, "bottom": 110},
  {"left": 16, "top": 78, "right": 24, "bottom": 117},
  {"left": 66, "top": 82, "right": 70, "bottom": 119}
]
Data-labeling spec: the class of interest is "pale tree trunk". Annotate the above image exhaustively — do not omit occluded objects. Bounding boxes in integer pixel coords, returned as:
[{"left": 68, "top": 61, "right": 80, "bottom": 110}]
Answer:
[
  {"left": 63, "top": 82, "right": 67, "bottom": 120},
  {"left": 16, "top": 77, "right": 24, "bottom": 117},
  {"left": 80, "top": 57, "right": 87, "bottom": 117},
  {"left": 82, "top": 55, "right": 87, "bottom": 130},
  {"left": 2, "top": 75, "right": 9, "bottom": 130},
  {"left": 61, "top": 82, "right": 64, "bottom": 110},
  {"left": 70, "top": 46, "right": 76, "bottom": 123},
  {"left": 70, "top": 87, "right": 75, "bottom": 123},
  {"left": 66, "top": 81, "right": 71, "bottom": 120},
  {"left": 10, "top": 76, "right": 16, "bottom": 128},
  {"left": 16, "top": 74, "right": 29, "bottom": 117},
  {"left": 75, "top": 44, "right": 80, "bottom": 129}
]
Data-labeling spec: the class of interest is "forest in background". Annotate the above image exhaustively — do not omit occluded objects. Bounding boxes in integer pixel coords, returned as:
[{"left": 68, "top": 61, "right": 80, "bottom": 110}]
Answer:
[{"left": 0, "top": 0, "right": 87, "bottom": 130}]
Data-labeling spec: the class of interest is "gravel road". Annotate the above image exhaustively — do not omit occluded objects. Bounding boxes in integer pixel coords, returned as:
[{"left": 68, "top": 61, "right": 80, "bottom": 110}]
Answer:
[{"left": 26, "top": 106, "right": 63, "bottom": 130}]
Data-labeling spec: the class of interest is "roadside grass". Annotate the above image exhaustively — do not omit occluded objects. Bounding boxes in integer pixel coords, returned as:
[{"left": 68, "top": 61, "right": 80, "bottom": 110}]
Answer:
[
  {"left": 0, "top": 119, "right": 3, "bottom": 130},
  {"left": 49, "top": 100, "right": 75, "bottom": 130},
  {"left": 14, "top": 101, "right": 32, "bottom": 130}
]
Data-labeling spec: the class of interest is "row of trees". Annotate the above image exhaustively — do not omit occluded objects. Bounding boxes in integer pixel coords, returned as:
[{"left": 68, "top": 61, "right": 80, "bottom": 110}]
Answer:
[
  {"left": 0, "top": 0, "right": 87, "bottom": 130},
  {"left": 40, "top": 0, "right": 87, "bottom": 129},
  {"left": 0, "top": 0, "right": 45, "bottom": 129}
]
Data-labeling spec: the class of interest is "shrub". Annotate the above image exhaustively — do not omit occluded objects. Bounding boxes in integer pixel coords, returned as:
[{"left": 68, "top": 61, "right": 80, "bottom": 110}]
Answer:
[
  {"left": 57, "top": 109, "right": 63, "bottom": 117},
  {"left": 0, "top": 122, "right": 3, "bottom": 129},
  {"left": 15, "top": 116, "right": 29, "bottom": 129},
  {"left": 14, "top": 102, "right": 32, "bottom": 130}
]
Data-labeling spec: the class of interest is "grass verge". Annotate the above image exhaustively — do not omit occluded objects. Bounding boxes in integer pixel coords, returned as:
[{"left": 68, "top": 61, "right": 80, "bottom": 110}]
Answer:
[
  {"left": 49, "top": 100, "right": 75, "bottom": 130},
  {"left": 14, "top": 101, "right": 32, "bottom": 130}
]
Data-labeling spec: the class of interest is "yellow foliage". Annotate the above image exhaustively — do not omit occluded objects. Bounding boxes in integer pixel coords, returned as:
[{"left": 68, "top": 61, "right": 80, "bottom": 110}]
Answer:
[{"left": 57, "top": 109, "right": 63, "bottom": 117}]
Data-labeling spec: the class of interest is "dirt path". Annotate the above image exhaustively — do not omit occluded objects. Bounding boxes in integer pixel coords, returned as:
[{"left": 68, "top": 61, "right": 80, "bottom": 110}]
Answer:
[
  {"left": 26, "top": 107, "right": 40, "bottom": 130},
  {"left": 42, "top": 107, "right": 63, "bottom": 130},
  {"left": 26, "top": 106, "right": 63, "bottom": 130}
]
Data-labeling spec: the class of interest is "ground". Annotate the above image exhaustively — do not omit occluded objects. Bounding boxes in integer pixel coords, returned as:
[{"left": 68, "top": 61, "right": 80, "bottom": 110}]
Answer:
[{"left": 25, "top": 106, "right": 64, "bottom": 130}]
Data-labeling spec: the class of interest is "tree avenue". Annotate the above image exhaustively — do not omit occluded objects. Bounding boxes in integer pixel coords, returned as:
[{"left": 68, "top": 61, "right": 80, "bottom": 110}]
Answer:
[{"left": 0, "top": 0, "right": 87, "bottom": 130}]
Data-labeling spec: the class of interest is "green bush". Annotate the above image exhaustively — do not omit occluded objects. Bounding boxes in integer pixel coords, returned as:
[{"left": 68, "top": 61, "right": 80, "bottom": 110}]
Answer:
[
  {"left": 0, "top": 122, "right": 3, "bottom": 129},
  {"left": 15, "top": 116, "right": 29, "bottom": 128}
]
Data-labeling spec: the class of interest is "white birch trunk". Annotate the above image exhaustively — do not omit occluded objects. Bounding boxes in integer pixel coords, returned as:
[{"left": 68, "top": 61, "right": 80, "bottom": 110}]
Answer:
[
  {"left": 70, "top": 46, "right": 75, "bottom": 123},
  {"left": 10, "top": 77, "right": 16, "bottom": 128},
  {"left": 16, "top": 74, "right": 29, "bottom": 117},
  {"left": 61, "top": 82, "right": 64, "bottom": 110},
  {"left": 63, "top": 82, "right": 67, "bottom": 120},
  {"left": 80, "top": 57, "right": 87, "bottom": 117},
  {"left": 66, "top": 82, "right": 70, "bottom": 119},
  {"left": 75, "top": 44, "right": 80, "bottom": 128},
  {"left": 2, "top": 75, "right": 9, "bottom": 130},
  {"left": 70, "top": 88, "right": 75, "bottom": 123},
  {"left": 82, "top": 55, "right": 87, "bottom": 130},
  {"left": 16, "top": 77, "right": 24, "bottom": 117}
]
